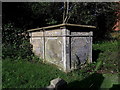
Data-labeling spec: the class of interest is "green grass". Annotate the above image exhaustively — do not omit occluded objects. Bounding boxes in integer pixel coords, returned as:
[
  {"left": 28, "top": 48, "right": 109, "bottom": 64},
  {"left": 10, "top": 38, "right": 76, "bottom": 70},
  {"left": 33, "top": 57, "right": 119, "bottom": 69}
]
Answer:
[
  {"left": 93, "top": 40, "right": 119, "bottom": 73},
  {"left": 2, "top": 40, "right": 120, "bottom": 88},
  {"left": 101, "top": 74, "right": 119, "bottom": 88},
  {"left": 2, "top": 58, "right": 85, "bottom": 88}
]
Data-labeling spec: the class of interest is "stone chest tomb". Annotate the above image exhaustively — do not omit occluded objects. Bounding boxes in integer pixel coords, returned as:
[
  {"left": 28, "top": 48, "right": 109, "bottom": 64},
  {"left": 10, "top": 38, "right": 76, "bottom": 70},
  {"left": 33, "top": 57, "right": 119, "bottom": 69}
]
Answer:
[{"left": 28, "top": 24, "right": 96, "bottom": 72}]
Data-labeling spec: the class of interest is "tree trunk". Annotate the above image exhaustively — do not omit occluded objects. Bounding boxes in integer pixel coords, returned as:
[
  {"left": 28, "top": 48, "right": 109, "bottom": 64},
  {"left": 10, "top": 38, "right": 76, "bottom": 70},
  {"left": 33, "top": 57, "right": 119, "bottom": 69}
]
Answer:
[{"left": 63, "top": 2, "right": 69, "bottom": 24}]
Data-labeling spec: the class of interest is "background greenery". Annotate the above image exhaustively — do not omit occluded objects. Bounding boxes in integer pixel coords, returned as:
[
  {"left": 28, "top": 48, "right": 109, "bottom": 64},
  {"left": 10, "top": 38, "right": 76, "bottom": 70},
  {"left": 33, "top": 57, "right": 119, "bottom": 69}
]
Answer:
[
  {"left": 3, "top": 2, "right": 119, "bottom": 43},
  {"left": 2, "top": 2, "right": 119, "bottom": 59}
]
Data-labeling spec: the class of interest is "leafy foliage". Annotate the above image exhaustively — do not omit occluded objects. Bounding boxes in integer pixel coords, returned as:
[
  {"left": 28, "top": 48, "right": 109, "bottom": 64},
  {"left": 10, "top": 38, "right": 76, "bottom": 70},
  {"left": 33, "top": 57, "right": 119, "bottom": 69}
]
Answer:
[
  {"left": 2, "top": 2, "right": 119, "bottom": 59},
  {"left": 3, "top": 2, "right": 118, "bottom": 29},
  {"left": 3, "top": 23, "right": 23, "bottom": 45},
  {"left": 2, "top": 2, "right": 63, "bottom": 29},
  {"left": 2, "top": 22, "right": 33, "bottom": 59},
  {"left": 2, "top": 40, "right": 33, "bottom": 60},
  {"left": 66, "top": 2, "right": 118, "bottom": 41}
]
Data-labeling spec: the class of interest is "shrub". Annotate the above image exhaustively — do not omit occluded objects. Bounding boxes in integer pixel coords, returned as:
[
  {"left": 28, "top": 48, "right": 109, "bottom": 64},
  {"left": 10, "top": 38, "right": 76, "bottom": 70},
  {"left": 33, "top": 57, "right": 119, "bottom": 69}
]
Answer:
[
  {"left": 2, "top": 23, "right": 35, "bottom": 60},
  {"left": 2, "top": 40, "right": 34, "bottom": 60}
]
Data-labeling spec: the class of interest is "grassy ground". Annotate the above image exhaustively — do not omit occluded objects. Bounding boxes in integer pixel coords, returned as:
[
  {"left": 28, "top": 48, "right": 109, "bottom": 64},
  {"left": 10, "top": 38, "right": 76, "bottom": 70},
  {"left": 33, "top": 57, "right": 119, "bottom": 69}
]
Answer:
[
  {"left": 93, "top": 40, "right": 119, "bottom": 73},
  {"left": 2, "top": 40, "right": 120, "bottom": 89},
  {"left": 2, "top": 58, "right": 88, "bottom": 88}
]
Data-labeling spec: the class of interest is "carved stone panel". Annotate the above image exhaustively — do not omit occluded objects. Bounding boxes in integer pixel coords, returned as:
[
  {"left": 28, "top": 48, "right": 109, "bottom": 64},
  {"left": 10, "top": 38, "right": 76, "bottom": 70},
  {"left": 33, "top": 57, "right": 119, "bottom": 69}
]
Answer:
[
  {"left": 70, "top": 36, "right": 92, "bottom": 69},
  {"left": 31, "top": 37, "right": 44, "bottom": 59},
  {"left": 45, "top": 37, "right": 63, "bottom": 68},
  {"left": 29, "top": 26, "right": 93, "bottom": 72}
]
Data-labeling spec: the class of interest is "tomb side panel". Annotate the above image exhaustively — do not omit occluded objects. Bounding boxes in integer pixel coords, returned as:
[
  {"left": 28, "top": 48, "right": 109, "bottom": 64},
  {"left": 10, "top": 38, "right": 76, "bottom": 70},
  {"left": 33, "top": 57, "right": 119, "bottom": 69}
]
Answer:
[
  {"left": 45, "top": 29, "right": 63, "bottom": 70},
  {"left": 30, "top": 31, "right": 44, "bottom": 59},
  {"left": 45, "top": 37, "right": 63, "bottom": 69},
  {"left": 70, "top": 31, "right": 92, "bottom": 70}
]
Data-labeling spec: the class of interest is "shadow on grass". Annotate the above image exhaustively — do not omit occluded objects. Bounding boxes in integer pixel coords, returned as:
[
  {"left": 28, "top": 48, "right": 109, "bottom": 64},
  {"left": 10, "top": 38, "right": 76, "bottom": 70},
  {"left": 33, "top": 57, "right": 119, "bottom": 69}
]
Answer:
[
  {"left": 67, "top": 73, "right": 104, "bottom": 89},
  {"left": 92, "top": 49, "right": 102, "bottom": 62},
  {"left": 109, "top": 84, "right": 120, "bottom": 90}
]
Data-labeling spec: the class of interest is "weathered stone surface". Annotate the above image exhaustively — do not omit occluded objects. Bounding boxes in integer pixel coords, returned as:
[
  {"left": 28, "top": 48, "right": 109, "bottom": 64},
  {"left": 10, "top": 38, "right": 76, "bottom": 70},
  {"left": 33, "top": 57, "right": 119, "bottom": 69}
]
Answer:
[
  {"left": 70, "top": 37, "right": 92, "bottom": 69},
  {"left": 46, "top": 85, "right": 54, "bottom": 90},
  {"left": 50, "top": 78, "right": 67, "bottom": 89},
  {"left": 30, "top": 37, "right": 44, "bottom": 59},
  {"left": 45, "top": 37, "right": 63, "bottom": 68},
  {"left": 46, "top": 78, "right": 67, "bottom": 90},
  {"left": 29, "top": 25, "right": 93, "bottom": 72},
  {"left": 32, "top": 31, "right": 43, "bottom": 36},
  {"left": 65, "top": 31, "right": 92, "bottom": 70},
  {"left": 45, "top": 29, "right": 62, "bottom": 36}
]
